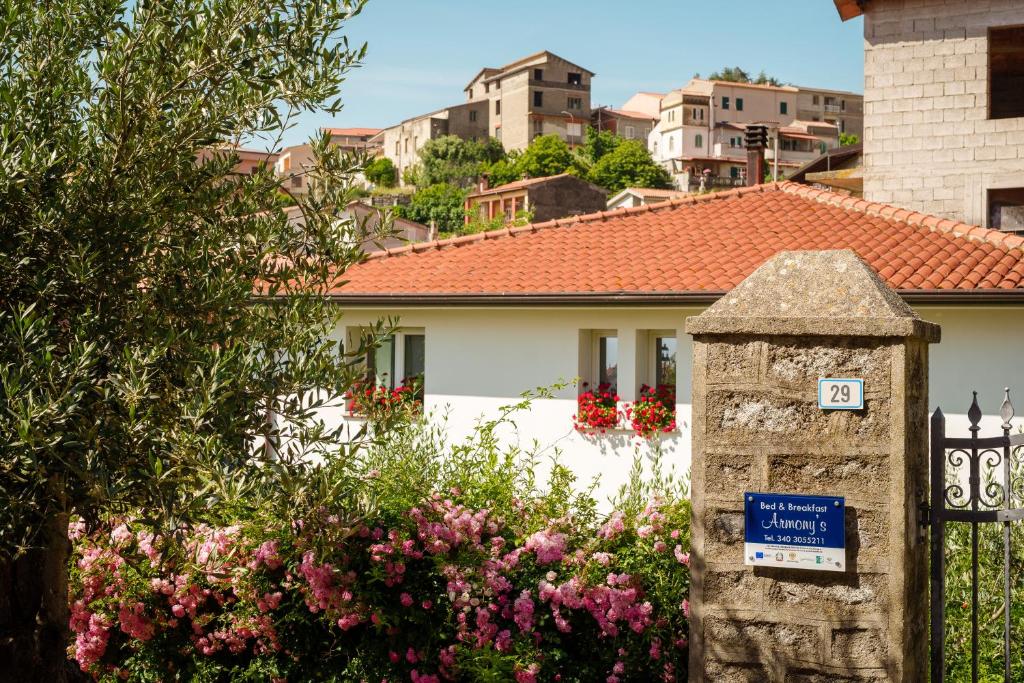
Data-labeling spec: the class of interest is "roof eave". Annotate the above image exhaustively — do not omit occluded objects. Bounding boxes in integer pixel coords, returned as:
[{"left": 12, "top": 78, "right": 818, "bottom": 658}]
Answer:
[
  {"left": 834, "top": 0, "right": 865, "bottom": 21},
  {"left": 324, "top": 289, "right": 1024, "bottom": 307}
]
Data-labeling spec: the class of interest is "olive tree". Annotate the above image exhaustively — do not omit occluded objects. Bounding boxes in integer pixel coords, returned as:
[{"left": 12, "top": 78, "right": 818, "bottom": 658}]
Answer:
[{"left": 0, "top": 0, "right": 375, "bottom": 678}]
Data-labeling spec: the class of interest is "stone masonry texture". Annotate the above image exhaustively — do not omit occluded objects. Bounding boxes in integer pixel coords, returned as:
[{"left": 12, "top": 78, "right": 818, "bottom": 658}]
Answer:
[
  {"left": 862, "top": 0, "right": 1024, "bottom": 224},
  {"left": 685, "top": 250, "right": 939, "bottom": 681}
]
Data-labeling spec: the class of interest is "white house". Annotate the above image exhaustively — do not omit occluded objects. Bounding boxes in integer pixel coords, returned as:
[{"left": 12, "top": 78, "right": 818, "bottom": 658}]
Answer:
[{"left": 320, "top": 182, "right": 1024, "bottom": 502}]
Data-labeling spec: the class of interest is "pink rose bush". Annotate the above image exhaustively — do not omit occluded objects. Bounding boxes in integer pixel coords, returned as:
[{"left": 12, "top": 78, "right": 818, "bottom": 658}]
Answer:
[{"left": 69, "top": 497, "right": 691, "bottom": 681}]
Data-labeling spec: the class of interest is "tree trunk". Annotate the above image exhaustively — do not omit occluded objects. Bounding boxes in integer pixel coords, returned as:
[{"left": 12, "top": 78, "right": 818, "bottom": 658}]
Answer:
[{"left": 0, "top": 512, "right": 77, "bottom": 683}]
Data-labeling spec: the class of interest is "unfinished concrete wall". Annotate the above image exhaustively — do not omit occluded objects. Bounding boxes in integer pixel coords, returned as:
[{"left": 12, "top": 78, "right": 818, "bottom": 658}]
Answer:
[{"left": 686, "top": 250, "right": 938, "bottom": 682}]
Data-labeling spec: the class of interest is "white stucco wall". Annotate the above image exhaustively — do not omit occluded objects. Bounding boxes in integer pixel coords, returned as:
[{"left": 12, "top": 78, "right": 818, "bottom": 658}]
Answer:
[{"left": 328, "top": 304, "right": 1024, "bottom": 506}]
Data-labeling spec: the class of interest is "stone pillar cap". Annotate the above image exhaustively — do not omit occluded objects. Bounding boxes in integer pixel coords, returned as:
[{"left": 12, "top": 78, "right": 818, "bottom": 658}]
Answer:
[{"left": 685, "top": 249, "right": 941, "bottom": 341}]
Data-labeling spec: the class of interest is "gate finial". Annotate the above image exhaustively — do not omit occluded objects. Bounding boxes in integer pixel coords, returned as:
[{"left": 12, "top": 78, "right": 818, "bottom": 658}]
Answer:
[
  {"left": 968, "top": 391, "right": 982, "bottom": 434},
  {"left": 1000, "top": 388, "right": 1014, "bottom": 433}
]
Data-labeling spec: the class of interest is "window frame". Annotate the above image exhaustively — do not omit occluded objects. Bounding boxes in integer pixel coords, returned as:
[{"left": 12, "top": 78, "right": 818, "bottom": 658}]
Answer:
[
  {"left": 736, "top": 97, "right": 744, "bottom": 111},
  {"left": 349, "top": 327, "right": 426, "bottom": 393},
  {"left": 636, "top": 330, "right": 678, "bottom": 401},
  {"left": 579, "top": 329, "right": 619, "bottom": 396},
  {"left": 533, "top": 90, "right": 544, "bottom": 108},
  {"left": 780, "top": 101, "right": 788, "bottom": 115},
  {"left": 722, "top": 96, "right": 730, "bottom": 110}
]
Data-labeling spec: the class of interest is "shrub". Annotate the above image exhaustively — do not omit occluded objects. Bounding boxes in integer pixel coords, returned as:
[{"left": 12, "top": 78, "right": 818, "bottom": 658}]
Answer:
[
  {"left": 69, "top": 402, "right": 692, "bottom": 682},
  {"left": 365, "top": 157, "right": 398, "bottom": 187}
]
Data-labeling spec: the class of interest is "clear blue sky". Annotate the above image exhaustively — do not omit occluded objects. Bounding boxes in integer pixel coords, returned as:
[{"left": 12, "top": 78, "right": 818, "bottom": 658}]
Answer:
[{"left": 281, "top": 0, "right": 864, "bottom": 147}]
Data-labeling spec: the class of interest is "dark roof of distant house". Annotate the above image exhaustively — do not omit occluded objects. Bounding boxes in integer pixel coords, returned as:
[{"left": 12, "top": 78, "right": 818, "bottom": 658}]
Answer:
[
  {"left": 790, "top": 143, "right": 864, "bottom": 184},
  {"left": 326, "top": 182, "right": 1024, "bottom": 304},
  {"left": 466, "top": 173, "right": 603, "bottom": 199}
]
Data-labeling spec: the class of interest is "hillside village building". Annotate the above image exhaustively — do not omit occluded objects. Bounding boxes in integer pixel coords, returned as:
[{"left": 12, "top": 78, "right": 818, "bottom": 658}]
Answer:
[
  {"left": 463, "top": 174, "right": 607, "bottom": 227},
  {"left": 375, "top": 51, "right": 594, "bottom": 185},
  {"left": 649, "top": 79, "right": 857, "bottom": 190},
  {"left": 275, "top": 128, "right": 383, "bottom": 195}
]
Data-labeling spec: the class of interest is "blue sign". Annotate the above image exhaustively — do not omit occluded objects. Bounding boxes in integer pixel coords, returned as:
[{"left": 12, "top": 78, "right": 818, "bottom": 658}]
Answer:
[{"left": 744, "top": 492, "right": 846, "bottom": 572}]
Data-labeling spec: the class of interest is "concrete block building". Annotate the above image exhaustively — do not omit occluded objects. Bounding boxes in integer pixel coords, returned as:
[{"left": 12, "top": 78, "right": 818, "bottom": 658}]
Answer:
[{"left": 836, "top": 0, "right": 1024, "bottom": 232}]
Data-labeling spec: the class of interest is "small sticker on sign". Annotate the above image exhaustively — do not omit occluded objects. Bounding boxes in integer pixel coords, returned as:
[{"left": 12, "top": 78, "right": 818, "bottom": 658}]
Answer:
[{"left": 818, "top": 378, "right": 864, "bottom": 410}]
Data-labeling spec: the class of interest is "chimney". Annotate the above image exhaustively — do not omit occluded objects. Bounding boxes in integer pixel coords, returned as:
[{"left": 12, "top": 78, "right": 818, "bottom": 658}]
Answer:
[
  {"left": 478, "top": 173, "right": 490, "bottom": 193},
  {"left": 744, "top": 124, "right": 768, "bottom": 187}
]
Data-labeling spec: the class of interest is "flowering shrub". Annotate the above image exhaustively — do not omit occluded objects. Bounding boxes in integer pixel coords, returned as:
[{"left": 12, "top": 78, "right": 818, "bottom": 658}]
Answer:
[
  {"left": 625, "top": 385, "right": 676, "bottom": 438},
  {"left": 574, "top": 382, "right": 621, "bottom": 432},
  {"left": 69, "top": 398, "right": 692, "bottom": 681},
  {"left": 346, "top": 377, "right": 422, "bottom": 424},
  {"left": 70, "top": 499, "right": 691, "bottom": 682}
]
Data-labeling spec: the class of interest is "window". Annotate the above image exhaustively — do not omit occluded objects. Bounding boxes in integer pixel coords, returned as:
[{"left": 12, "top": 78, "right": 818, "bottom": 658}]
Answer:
[
  {"left": 468, "top": 88, "right": 473, "bottom": 99},
  {"left": 533, "top": 118, "right": 544, "bottom": 137},
  {"left": 812, "top": 94, "right": 819, "bottom": 105},
  {"left": 394, "top": 142, "right": 399, "bottom": 155},
  {"left": 404, "top": 138, "right": 409, "bottom": 153},
  {"left": 668, "top": 136, "right": 674, "bottom": 151},
  {"left": 730, "top": 166, "right": 739, "bottom": 179},
  {"left": 533, "top": 68, "right": 543, "bottom": 81},
  {"left": 990, "top": 26, "right": 1024, "bottom": 119},
  {"left": 358, "top": 329, "right": 425, "bottom": 392},
  {"left": 780, "top": 101, "right": 788, "bottom": 115},
  {"left": 568, "top": 72, "right": 582, "bottom": 85},
  {"left": 533, "top": 90, "right": 543, "bottom": 107},
  {"left": 722, "top": 96, "right": 730, "bottom": 110},
  {"left": 625, "top": 125, "right": 635, "bottom": 139},
  {"left": 695, "top": 133, "right": 703, "bottom": 148},
  {"left": 989, "top": 188, "right": 1024, "bottom": 231},
  {"left": 469, "top": 110, "right": 477, "bottom": 122},
  {"left": 635, "top": 331, "right": 678, "bottom": 403},
  {"left": 484, "top": 83, "right": 489, "bottom": 93},
  {"left": 291, "top": 175, "right": 302, "bottom": 188},
  {"left": 841, "top": 99, "right": 846, "bottom": 111},
  {"left": 568, "top": 96, "right": 582, "bottom": 110},
  {"left": 496, "top": 100, "right": 501, "bottom": 115},
  {"left": 496, "top": 80, "right": 501, "bottom": 89},
  {"left": 579, "top": 330, "right": 618, "bottom": 395},
  {"left": 736, "top": 98, "right": 744, "bottom": 111}
]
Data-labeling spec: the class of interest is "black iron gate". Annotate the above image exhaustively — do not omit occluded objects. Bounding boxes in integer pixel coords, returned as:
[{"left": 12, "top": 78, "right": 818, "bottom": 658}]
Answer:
[{"left": 929, "top": 390, "right": 1024, "bottom": 683}]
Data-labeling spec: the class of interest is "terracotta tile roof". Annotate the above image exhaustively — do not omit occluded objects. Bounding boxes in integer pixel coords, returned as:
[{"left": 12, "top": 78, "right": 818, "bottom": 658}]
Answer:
[
  {"left": 323, "top": 127, "right": 382, "bottom": 137},
  {"left": 329, "top": 182, "right": 1024, "bottom": 301},
  {"left": 620, "top": 187, "right": 689, "bottom": 199}
]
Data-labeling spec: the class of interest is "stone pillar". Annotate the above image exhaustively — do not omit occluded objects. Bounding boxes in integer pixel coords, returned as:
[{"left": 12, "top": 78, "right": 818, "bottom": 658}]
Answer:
[{"left": 685, "top": 250, "right": 939, "bottom": 682}]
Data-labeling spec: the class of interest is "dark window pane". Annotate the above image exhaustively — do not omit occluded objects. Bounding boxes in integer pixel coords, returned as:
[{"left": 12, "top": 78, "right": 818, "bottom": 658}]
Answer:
[
  {"left": 989, "top": 187, "right": 1024, "bottom": 232},
  {"left": 990, "top": 26, "right": 1024, "bottom": 120},
  {"left": 599, "top": 336, "right": 618, "bottom": 393}
]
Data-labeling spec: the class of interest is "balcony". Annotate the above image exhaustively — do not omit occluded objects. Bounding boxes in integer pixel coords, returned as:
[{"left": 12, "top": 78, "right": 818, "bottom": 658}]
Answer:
[
  {"left": 686, "top": 175, "right": 746, "bottom": 191},
  {"left": 824, "top": 103, "right": 842, "bottom": 113}
]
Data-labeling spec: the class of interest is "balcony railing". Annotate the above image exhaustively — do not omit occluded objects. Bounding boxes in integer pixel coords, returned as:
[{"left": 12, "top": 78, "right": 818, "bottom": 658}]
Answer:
[
  {"left": 824, "top": 103, "right": 842, "bottom": 113},
  {"left": 687, "top": 175, "right": 746, "bottom": 191}
]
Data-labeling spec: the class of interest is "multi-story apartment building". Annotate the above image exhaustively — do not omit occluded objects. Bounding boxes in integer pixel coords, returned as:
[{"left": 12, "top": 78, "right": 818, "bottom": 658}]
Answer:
[
  {"left": 795, "top": 87, "right": 863, "bottom": 137},
  {"left": 375, "top": 102, "right": 489, "bottom": 185},
  {"left": 649, "top": 78, "right": 851, "bottom": 191},
  {"left": 835, "top": 0, "right": 1024, "bottom": 232},
  {"left": 465, "top": 51, "right": 594, "bottom": 151},
  {"left": 322, "top": 127, "right": 383, "bottom": 155}
]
